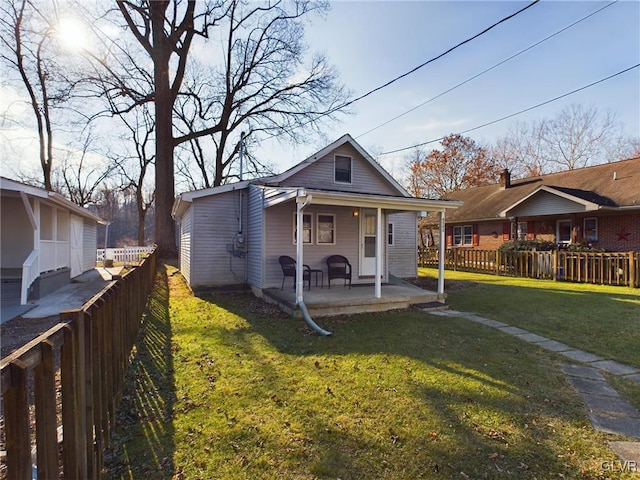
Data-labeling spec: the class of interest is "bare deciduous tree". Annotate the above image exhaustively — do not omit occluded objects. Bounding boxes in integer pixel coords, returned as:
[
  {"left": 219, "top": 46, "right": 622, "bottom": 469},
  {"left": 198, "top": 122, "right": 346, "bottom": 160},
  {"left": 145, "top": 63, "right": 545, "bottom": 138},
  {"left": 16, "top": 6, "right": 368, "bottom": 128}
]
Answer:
[
  {"left": 92, "top": 0, "right": 347, "bottom": 257},
  {"left": 0, "top": 0, "right": 73, "bottom": 190},
  {"left": 52, "top": 129, "right": 115, "bottom": 206},
  {"left": 491, "top": 104, "right": 640, "bottom": 177},
  {"left": 110, "top": 107, "right": 156, "bottom": 246}
]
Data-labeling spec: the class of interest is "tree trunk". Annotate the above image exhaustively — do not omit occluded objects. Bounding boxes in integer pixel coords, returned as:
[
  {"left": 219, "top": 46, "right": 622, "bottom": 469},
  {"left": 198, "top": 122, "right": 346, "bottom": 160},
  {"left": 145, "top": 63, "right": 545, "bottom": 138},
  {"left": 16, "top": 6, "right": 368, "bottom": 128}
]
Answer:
[{"left": 151, "top": 2, "right": 177, "bottom": 258}]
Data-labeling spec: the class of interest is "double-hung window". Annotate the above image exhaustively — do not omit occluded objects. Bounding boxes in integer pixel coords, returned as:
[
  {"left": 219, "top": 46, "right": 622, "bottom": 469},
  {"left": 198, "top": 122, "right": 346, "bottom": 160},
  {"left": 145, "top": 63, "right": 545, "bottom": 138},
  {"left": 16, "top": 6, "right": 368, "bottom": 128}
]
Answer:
[
  {"left": 293, "top": 213, "right": 313, "bottom": 244},
  {"left": 584, "top": 218, "right": 597, "bottom": 242},
  {"left": 317, "top": 214, "right": 336, "bottom": 245},
  {"left": 517, "top": 222, "right": 528, "bottom": 240},
  {"left": 334, "top": 155, "right": 352, "bottom": 183},
  {"left": 453, "top": 225, "right": 473, "bottom": 246}
]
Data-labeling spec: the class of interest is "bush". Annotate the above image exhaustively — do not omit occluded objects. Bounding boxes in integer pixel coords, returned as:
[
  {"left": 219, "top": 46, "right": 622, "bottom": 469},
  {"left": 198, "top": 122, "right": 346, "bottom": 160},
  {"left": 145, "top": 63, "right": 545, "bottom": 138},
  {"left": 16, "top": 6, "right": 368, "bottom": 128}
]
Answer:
[
  {"left": 498, "top": 240, "right": 556, "bottom": 252},
  {"left": 499, "top": 240, "right": 606, "bottom": 253}
]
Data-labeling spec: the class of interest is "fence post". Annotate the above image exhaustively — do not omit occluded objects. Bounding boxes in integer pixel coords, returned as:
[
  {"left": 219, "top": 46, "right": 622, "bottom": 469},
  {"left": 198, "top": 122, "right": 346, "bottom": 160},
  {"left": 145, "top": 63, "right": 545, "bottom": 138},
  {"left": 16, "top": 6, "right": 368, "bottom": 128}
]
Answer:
[
  {"left": 4, "top": 360, "right": 31, "bottom": 480},
  {"left": 553, "top": 251, "right": 558, "bottom": 281},
  {"left": 496, "top": 250, "right": 500, "bottom": 276},
  {"left": 630, "top": 252, "right": 636, "bottom": 288},
  {"left": 34, "top": 340, "right": 59, "bottom": 479}
]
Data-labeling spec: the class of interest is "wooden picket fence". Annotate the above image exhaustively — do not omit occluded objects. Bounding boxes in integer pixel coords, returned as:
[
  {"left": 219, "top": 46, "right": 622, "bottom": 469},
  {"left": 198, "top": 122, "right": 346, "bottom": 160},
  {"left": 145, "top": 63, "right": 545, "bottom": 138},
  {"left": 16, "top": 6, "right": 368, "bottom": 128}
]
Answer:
[
  {"left": 418, "top": 248, "right": 639, "bottom": 288},
  {"left": 0, "top": 248, "right": 157, "bottom": 479}
]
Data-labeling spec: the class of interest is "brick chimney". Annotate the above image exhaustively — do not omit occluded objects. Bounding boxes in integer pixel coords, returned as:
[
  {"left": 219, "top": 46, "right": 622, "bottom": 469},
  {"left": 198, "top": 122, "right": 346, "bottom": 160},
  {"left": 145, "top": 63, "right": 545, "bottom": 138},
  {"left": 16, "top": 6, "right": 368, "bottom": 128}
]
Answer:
[{"left": 499, "top": 168, "right": 511, "bottom": 189}]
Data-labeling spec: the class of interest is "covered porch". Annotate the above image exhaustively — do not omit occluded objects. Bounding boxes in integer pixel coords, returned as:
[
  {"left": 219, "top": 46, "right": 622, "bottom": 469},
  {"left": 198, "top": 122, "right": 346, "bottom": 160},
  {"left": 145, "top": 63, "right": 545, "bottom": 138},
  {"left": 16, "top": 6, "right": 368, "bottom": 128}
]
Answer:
[
  {"left": 260, "top": 187, "right": 461, "bottom": 329},
  {"left": 262, "top": 277, "right": 446, "bottom": 318}
]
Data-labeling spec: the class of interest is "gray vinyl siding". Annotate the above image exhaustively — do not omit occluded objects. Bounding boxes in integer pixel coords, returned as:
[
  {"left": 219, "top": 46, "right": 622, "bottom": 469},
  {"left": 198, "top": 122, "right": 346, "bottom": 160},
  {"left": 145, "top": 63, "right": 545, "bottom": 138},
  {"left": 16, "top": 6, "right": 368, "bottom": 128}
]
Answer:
[
  {"left": 281, "top": 144, "right": 400, "bottom": 196},
  {"left": 189, "top": 189, "right": 248, "bottom": 287},
  {"left": 247, "top": 185, "right": 264, "bottom": 288},
  {"left": 387, "top": 212, "right": 417, "bottom": 278},
  {"left": 179, "top": 207, "right": 193, "bottom": 285},
  {"left": 82, "top": 220, "right": 97, "bottom": 272},
  {"left": 511, "top": 191, "right": 588, "bottom": 217},
  {"left": 263, "top": 203, "right": 361, "bottom": 289}
]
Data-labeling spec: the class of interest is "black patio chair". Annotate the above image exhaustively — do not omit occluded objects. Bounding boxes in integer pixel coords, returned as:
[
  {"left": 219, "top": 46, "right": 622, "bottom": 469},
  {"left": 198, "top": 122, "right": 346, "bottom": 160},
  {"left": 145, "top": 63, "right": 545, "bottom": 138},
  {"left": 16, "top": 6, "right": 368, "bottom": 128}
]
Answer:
[
  {"left": 326, "top": 255, "right": 352, "bottom": 289},
  {"left": 278, "top": 255, "right": 311, "bottom": 290}
]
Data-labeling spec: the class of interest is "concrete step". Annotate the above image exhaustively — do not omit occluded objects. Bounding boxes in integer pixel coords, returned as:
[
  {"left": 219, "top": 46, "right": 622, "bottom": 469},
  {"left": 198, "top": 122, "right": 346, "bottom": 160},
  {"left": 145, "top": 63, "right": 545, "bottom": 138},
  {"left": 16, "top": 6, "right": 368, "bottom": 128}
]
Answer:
[{"left": 412, "top": 301, "right": 449, "bottom": 312}]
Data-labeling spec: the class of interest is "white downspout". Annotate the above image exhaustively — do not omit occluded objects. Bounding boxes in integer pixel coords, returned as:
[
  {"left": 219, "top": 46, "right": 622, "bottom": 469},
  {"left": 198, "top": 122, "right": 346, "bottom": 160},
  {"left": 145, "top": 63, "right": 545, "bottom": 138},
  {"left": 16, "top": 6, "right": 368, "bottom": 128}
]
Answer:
[
  {"left": 438, "top": 210, "right": 446, "bottom": 296},
  {"left": 375, "top": 207, "right": 383, "bottom": 298},
  {"left": 295, "top": 190, "right": 331, "bottom": 336}
]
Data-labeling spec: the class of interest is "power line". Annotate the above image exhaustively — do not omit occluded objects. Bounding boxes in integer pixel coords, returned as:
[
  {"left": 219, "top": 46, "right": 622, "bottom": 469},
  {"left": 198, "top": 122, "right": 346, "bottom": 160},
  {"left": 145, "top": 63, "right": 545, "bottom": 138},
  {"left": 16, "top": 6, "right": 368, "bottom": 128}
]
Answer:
[
  {"left": 263, "top": 0, "right": 540, "bottom": 141},
  {"left": 356, "top": 0, "right": 618, "bottom": 140},
  {"left": 335, "top": 0, "right": 540, "bottom": 111},
  {"left": 379, "top": 63, "right": 640, "bottom": 156}
]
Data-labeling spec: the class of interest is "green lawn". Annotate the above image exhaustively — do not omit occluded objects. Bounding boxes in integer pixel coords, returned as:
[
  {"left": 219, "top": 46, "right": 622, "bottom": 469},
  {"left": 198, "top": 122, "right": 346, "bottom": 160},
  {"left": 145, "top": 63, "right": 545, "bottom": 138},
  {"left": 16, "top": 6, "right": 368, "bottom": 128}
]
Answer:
[
  {"left": 104, "top": 264, "right": 639, "bottom": 479},
  {"left": 420, "top": 267, "right": 640, "bottom": 370}
]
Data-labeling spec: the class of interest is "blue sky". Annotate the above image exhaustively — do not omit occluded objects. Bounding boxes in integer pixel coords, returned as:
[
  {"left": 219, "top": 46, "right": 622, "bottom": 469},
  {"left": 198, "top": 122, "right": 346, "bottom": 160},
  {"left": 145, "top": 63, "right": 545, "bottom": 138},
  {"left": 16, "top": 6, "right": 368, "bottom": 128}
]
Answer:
[{"left": 262, "top": 0, "right": 640, "bottom": 179}]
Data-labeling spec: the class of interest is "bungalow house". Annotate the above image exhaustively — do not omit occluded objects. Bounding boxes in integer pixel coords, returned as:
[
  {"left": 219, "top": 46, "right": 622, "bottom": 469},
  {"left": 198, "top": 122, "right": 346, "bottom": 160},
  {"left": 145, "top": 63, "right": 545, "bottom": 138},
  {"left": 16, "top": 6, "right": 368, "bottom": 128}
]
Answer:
[
  {"left": 1, "top": 177, "right": 107, "bottom": 306},
  {"left": 442, "top": 157, "right": 640, "bottom": 252},
  {"left": 172, "top": 134, "right": 461, "bottom": 324}
]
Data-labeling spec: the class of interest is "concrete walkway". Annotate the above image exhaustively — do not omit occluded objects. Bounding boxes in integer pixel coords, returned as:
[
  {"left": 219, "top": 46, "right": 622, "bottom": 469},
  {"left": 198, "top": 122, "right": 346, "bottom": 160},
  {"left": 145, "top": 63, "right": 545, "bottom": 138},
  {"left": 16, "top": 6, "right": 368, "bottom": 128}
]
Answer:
[{"left": 430, "top": 309, "right": 640, "bottom": 462}]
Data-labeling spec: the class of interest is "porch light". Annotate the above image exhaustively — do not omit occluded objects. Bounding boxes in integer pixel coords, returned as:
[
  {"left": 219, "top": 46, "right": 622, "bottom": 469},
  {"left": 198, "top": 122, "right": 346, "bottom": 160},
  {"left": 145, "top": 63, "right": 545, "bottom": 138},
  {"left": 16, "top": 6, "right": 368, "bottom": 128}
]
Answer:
[{"left": 352, "top": 210, "right": 359, "bottom": 217}]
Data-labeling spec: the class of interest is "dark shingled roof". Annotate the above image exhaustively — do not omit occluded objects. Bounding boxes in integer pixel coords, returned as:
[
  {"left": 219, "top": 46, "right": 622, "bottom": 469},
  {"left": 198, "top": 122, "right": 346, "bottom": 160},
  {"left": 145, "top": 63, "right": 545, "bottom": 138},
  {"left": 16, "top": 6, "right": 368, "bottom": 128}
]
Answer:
[{"left": 444, "top": 157, "right": 640, "bottom": 221}]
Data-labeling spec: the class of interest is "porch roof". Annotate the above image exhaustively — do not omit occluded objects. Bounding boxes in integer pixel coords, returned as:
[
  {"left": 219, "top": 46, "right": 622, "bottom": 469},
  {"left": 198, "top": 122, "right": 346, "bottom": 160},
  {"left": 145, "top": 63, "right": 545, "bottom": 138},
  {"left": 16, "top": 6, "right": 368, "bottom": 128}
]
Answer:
[
  {"left": 1, "top": 176, "right": 107, "bottom": 224},
  {"left": 261, "top": 186, "right": 462, "bottom": 212}
]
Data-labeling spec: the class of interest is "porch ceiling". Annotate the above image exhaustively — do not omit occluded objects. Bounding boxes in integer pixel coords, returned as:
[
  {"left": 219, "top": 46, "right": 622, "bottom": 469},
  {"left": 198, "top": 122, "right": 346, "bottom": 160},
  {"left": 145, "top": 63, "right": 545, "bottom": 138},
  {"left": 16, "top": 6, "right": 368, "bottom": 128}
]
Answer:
[{"left": 262, "top": 187, "right": 461, "bottom": 213}]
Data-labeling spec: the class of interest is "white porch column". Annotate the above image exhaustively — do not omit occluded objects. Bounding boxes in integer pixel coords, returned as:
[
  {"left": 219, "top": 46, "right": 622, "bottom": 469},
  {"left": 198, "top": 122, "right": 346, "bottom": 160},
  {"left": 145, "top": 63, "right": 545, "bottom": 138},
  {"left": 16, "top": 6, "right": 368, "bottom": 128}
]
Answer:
[
  {"left": 295, "top": 191, "right": 310, "bottom": 304},
  {"left": 375, "top": 207, "right": 383, "bottom": 298},
  {"left": 438, "top": 210, "right": 446, "bottom": 295}
]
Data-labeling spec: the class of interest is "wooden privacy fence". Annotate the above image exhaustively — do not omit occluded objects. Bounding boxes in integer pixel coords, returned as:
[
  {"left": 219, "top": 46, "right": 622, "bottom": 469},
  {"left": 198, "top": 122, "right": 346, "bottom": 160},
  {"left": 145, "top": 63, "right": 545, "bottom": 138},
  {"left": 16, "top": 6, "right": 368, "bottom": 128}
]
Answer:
[
  {"left": 418, "top": 248, "right": 639, "bottom": 288},
  {"left": 1, "top": 248, "right": 157, "bottom": 479}
]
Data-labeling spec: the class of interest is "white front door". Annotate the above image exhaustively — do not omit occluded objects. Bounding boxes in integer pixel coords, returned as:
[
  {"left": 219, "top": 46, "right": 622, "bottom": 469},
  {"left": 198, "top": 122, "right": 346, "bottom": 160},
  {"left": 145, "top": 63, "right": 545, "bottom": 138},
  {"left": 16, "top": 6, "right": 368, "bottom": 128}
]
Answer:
[
  {"left": 70, "top": 215, "right": 83, "bottom": 278},
  {"left": 360, "top": 209, "right": 376, "bottom": 276}
]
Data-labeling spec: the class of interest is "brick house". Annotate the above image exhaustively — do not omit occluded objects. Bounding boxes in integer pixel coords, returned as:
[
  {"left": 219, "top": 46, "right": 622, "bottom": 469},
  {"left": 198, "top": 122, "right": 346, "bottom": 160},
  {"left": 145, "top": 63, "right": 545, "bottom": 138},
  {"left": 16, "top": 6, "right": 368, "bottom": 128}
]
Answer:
[{"left": 442, "top": 157, "right": 640, "bottom": 252}]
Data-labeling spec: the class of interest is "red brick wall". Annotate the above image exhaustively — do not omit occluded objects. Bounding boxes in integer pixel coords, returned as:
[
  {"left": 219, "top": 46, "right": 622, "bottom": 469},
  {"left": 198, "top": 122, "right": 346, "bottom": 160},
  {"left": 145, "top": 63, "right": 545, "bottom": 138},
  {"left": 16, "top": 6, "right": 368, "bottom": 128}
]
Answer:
[
  {"left": 595, "top": 213, "right": 640, "bottom": 252},
  {"left": 448, "top": 212, "right": 640, "bottom": 252}
]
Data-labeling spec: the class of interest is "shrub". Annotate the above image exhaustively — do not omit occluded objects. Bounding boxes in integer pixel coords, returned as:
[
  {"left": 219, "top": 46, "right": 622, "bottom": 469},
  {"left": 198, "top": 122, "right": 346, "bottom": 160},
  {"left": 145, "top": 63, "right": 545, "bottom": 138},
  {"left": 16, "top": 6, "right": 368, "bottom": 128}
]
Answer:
[{"left": 498, "top": 240, "right": 556, "bottom": 252}]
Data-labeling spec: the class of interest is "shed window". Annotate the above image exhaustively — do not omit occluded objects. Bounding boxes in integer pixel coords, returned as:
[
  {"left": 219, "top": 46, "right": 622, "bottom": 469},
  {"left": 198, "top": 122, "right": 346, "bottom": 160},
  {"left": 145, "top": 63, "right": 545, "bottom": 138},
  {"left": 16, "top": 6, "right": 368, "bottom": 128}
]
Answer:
[
  {"left": 334, "top": 155, "right": 352, "bottom": 183},
  {"left": 293, "top": 213, "right": 312, "bottom": 244},
  {"left": 317, "top": 214, "right": 335, "bottom": 244}
]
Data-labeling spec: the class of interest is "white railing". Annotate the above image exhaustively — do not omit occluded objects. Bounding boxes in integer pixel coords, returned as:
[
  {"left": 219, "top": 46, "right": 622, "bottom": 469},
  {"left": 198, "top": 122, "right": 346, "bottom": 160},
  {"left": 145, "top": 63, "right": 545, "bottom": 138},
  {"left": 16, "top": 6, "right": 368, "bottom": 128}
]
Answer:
[
  {"left": 21, "top": 249, "right": 39, "bottom": 305},
  {"left": 96, "top": 246, "right": 155, "bottom": 264}
]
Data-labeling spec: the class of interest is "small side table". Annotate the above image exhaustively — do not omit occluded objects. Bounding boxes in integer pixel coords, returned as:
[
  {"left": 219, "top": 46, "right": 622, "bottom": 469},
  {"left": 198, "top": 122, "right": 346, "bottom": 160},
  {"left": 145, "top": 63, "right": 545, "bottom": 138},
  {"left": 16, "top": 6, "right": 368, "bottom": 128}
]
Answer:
[{"left": 308, "top": 268, "right": 323, "bottom": 288}]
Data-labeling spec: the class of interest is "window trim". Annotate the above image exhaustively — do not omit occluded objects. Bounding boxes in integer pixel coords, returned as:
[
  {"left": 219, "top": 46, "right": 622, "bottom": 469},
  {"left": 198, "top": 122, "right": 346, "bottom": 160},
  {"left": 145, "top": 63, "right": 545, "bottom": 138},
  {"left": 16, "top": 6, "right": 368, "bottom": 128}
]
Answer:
[
  {"left": 583, "top": 217, "right": 598, "bottom": 242},
  {"left": 293, "top": 212, "right": 313, "bottom": 245},
  {"left": 387, "top": 222, "right": 394, "bottom": 246},
  {"left": 316, "top": 213, "right": 336, "bottom": 245},
  {"left": 453, "top": 224, "right": 473, "bottom": 246},
  {"left": 334, "top": 155, "right": 352, "bottom": 184}
]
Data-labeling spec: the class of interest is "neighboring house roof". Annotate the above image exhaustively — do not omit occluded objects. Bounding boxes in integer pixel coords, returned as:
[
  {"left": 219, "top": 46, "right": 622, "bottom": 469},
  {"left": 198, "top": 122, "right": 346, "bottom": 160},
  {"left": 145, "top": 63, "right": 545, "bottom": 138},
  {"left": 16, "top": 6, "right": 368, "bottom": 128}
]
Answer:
[
  {"left": 0, "top": 176, "right": 107, "bottom": 224},
  {"left": 173, "top": 134, "right": 455, "bottom": 218},
  {"left": 443, "top": 157, "right": 640, "bottom": 223}
]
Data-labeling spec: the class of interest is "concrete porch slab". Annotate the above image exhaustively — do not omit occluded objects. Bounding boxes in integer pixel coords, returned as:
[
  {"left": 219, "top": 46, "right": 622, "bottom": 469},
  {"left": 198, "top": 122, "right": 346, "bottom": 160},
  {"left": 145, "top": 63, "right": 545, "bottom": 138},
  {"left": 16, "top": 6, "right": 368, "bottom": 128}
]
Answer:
[{"left": 262, "top": 283, "right": 441, "bottom": 318}]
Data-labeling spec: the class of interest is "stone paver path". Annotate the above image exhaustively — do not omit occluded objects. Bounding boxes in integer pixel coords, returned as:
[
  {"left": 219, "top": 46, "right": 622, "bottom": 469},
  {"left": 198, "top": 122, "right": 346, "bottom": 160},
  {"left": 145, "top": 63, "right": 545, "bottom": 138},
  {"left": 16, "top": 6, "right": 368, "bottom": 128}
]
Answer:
[{"left": 430, "top": 309, "right": 640, "bottom": 446}]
